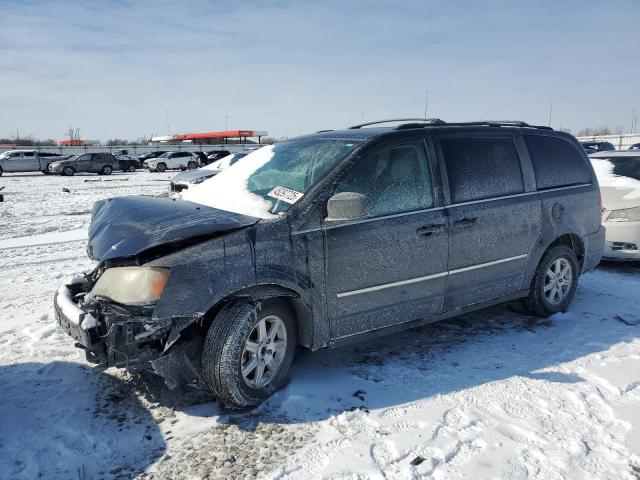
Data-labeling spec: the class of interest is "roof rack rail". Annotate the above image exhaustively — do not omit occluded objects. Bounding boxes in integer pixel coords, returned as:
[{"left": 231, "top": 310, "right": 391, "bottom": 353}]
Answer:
[
  {"left": 348, "top": 118, "right": 446, "bottom": 129},
  {"left": 442, "top": 120, "right": 553, "bottom": 130},
  {"left": 315, "top": 129, "right": 334, "bottom": 133}
]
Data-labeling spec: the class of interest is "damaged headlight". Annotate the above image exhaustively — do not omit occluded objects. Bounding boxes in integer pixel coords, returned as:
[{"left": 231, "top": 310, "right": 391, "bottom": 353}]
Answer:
[
  {"left": 91, "top": 267, "right": 170, "bottom": 305},
  {"left": 607, "top": 206, "right": 640, "bottom": 222}
]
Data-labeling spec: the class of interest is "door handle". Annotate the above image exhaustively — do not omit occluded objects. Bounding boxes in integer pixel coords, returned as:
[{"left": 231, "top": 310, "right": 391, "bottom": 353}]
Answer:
[
  {"left": 453, "top": 217, "right": 478, "bottom": 228},
  {"left": 417, "top": 223, "right": 447, "bottom": 236}
]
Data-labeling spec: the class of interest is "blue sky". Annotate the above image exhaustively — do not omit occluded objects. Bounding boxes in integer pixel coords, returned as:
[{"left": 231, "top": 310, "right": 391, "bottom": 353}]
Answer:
[{"left": 0, "top": 0, "right": 638, "bottom": 141}]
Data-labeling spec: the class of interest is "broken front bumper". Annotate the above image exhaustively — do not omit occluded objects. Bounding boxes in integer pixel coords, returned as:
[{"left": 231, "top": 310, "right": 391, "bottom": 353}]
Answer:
[
  {"left": 54, "top": 279, "right": 204, "bottom": 388},
  {"left": 54, "top": 279, "right": 168, "bottom": 367}
]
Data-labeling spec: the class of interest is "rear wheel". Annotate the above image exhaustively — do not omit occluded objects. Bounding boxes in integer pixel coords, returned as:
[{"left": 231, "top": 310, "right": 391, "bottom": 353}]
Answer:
[
  {"left": 127, "top": 165, "right": 136, "bottom": 172},
  {"left": 0, "top": 166, "right": 3, "bottom": 176},
  {"left": 202, "top": 300, "right": 297, "bottom": 408},
  {"left": 63, "top": 166, "right": 75, "bottom": 176},
  {"left": 156, "top": 163, "right": 166, "bottom": 173},
  {"left": 187, "top": 161, "right": 198, "bottom": 170},
  {"left": 101, "top": 165, "right": 113, "bottom": 175},
  {"left": 523, "top": 245, "right": 579, "bottom": 316}
]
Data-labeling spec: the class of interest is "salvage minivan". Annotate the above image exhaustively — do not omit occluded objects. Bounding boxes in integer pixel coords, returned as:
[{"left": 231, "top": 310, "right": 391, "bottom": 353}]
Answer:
[{"left": 55, "top": 119, "right": 605, "bottom": 408}]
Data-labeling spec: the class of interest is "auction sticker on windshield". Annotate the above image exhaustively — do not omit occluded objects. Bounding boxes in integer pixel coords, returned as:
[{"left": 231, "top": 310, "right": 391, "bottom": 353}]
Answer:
[{"left": 267, "top": 186, "right": 304, "bottom": 204}]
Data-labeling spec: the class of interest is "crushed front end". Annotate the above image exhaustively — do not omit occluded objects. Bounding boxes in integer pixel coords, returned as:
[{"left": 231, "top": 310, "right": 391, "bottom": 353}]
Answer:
[{"left": 54, "top": 271, "right": 204, "bottom": 389}]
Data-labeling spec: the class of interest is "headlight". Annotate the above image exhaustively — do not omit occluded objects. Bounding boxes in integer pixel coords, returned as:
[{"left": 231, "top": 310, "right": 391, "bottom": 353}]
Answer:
[
  {"left": 189, "top": 176, "right": 206, "bottom": 184},
  {"left": 91, "top": 267, "right": 170, "bottom": 305},
  {"left": 607, "top": 206, "right": 640, "bottom": 222}
]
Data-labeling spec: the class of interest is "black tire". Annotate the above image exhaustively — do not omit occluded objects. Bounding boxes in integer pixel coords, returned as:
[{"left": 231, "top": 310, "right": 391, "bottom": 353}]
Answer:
[
  {"left": 187, "top": 161, "right": 197, "bottom": 170},
  {"left": 127, "top": 165, "right": 136, "bottom": 172},
  {"left": 0, "top": 166, "right": 3, "bottom": 176},
  {"left": 63, "top": 166, "right": 75, "bottom": 176},
  {"left": 202, "top": 300, "right": 297, "bottom": 408},
  {"left": 41, "top": 170, "right": 51, "bottom": 175},
  {"left": 101, "top": 165, "right": 113, "bottom": 175},
  {"left": 523, "top": 245, "right": 579, "bottom": 317},
  {"left": 156, "top": 163, "right": 166, "bottom": 173}
]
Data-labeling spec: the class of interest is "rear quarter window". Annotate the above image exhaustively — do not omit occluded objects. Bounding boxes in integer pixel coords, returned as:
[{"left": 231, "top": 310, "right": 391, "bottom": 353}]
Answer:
[{"left": 525, "top": 135, "right": 591, "bottom": 190}]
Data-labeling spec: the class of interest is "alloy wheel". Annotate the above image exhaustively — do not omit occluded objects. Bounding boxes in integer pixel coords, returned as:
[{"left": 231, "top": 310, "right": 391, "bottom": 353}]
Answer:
[
  {"left": 241, "top": 315, "right": 288, "bottom": 389},
  {"left": 544, "top": 257, "right": 573, "bottom": 305}
]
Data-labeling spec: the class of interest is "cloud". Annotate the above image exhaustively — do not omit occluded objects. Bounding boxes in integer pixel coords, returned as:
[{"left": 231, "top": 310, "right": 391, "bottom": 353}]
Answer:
[{"left": 0, "top": 0, "right": 638, "bottom": 140}]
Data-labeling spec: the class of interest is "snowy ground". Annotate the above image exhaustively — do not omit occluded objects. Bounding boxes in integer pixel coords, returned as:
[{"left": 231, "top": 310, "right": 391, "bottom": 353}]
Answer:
[{"left": 1, "top": 171, "right": 640, "bottom": 480}]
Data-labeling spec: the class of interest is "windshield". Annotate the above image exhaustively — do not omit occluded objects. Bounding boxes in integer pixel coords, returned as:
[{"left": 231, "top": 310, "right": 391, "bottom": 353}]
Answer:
[{"left": 183, "top": 139, "right": 361, "bottom": 218}]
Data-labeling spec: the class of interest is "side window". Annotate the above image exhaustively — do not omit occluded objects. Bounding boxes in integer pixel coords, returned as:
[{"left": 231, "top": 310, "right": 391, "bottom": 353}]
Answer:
[
  {"left": 525, "top": 135, "right": 591, "bottom": 190},
  {"left": 77, "top": 154, "right": 91, "bottom": 162},
  {"left": 335, "top": 142, "right": 433, "bottom": 217},
  {"left": 23, "top": 152, "right": 35, "bottom": 157},
  {"left": 440, "top": 137, "right": 523, "bottom": 203}
]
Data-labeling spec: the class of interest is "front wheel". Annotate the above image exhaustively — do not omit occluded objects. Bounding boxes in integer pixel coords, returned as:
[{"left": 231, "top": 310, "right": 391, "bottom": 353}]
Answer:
[
  {"left": 523, "top": 245, "right": 579, "bottom": 316},
  {"left": 187, "top": 161, "right": 198, "bottom": 170},
  {"left": 63, "top": 166, "right": 75, "bottom": 176},
  {"left": 202, "top": 300, "right": 297, "bottom": 408},
  {"left": 156, "top": 163, "right": 166, "bottom": 173}
]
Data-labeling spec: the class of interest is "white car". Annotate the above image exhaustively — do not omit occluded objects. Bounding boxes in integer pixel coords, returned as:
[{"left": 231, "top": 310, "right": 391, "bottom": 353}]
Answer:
[
  {"left": 590, "top": 151, "right": 640, "bottom": 260},
  {"left": 143, "top": 151, "right": 199, "bottom": 172}
]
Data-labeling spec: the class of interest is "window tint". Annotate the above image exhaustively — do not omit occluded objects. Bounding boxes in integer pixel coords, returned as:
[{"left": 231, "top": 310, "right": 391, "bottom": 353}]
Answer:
[
  {"left": 525, "top": 135, "right": 591, "bottom": 190},
  {"left": 77, "top": 154, "right": 91, "bottom": 162},
  {"left": 440, "top": 137, "right": 523, "bottom": 203},
  {"left": 335, "top": 142, "right": 433, "bottom": 217},
  {"left": 23, "top": 152, "right": 35, "bottom": 157}
]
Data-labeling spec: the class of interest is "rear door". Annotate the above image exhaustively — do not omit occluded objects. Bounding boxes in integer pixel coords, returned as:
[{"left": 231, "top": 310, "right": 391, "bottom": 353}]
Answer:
[
  {"left": 76, "top": 154, "right": 92, "bottom": 172},
  {"left": 437, "top": 133, "right": 541, "bottom": 310},
  {"left": 323, "top": 137, "right": 449, "bottom": 338},
  {"left": 22, "top": 152, "right": 39, "bottom": 171}
]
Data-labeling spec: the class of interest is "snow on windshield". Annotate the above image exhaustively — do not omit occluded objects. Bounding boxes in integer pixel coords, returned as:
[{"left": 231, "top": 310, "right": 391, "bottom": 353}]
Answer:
[
  {"left": 591, "top": 157, "right": 640, "bottom": 200},
  {"left": 183, "top": 139, "right": 361, "bottom": 218},
  {"left": 183, "top": 146, "right": 278, "bottom": 218}
]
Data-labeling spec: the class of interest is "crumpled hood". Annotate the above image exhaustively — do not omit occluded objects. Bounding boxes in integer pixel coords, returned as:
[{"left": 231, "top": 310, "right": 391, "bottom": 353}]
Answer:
[{"left": 87, "top": 196, "right": 258, "bottom": 262}]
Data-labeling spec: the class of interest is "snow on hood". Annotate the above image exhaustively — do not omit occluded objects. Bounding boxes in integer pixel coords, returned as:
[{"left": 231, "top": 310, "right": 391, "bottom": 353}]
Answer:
[
  {"left": 182, "top": 146, "right": 277, "bottom": 219},
  {"left": 590, "top": 158, "right": 640, "bottom": 209},
  {"left": 86, "top": 196, "right": 258, "bottom": 262}
]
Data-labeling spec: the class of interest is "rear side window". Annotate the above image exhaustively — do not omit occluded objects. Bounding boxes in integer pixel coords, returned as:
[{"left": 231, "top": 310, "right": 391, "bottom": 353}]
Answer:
[
  {"left": 440, "top": 137, "right": 523, "bottom": 203},
  {"left": 526, "top": 135, "right": 591, "bottom": 190}
]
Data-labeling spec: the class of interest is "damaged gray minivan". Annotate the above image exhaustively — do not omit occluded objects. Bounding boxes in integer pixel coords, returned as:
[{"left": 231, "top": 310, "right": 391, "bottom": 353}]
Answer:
[{"left": 55, "top": 119, "right": 605, "bottom": 408}]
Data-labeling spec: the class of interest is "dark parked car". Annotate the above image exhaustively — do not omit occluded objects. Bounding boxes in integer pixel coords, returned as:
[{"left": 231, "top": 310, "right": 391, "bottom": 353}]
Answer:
[
  {"left": 54, "top": 119, "right": 604, "bottom": 408},
  {"left": 118, "top": 157, "right": 139, "bottom": 172},
  {"left": 48, "top": 153, "right": 120, "bottom": 176},
  {"left": 206, "top": 150, "right": 231, "bottom": 162},
  {"left": 628, "top": 143, "right": 640, "bottom": 150},
  {"left": 580, "top": 141, "right": 615, "bottom": 154}
]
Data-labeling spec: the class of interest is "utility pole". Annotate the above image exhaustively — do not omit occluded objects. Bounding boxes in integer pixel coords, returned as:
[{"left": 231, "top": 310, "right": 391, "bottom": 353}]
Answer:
[
  {"left": 424, "top": 90, "right": 429, "bottom": 119},
  {"left": 548, "top": 102, "right": 553, "bottom": 127},
  {"left": 225, "top": 115, "right": 228, "bottom": 131},
  {"left": 164, "top": 110, "right": 170, "bottom": 136}
]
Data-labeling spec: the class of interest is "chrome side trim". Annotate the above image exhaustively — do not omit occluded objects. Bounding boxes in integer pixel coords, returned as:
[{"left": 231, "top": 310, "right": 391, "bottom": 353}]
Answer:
[
  {"left": 448, "top": 254, "right": 528, "bottom": 275},
  {"left": 336, "top": 271, "right": 448, "bottom": 298},
  {"left": 336, "top": 253, "right": 528, "bottom": 298}
]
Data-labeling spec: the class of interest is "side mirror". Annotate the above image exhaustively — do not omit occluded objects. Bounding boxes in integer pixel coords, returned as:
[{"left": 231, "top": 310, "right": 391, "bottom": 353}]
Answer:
[{"left": 326, "top": 192, "right": 370, "bottom": 222}]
